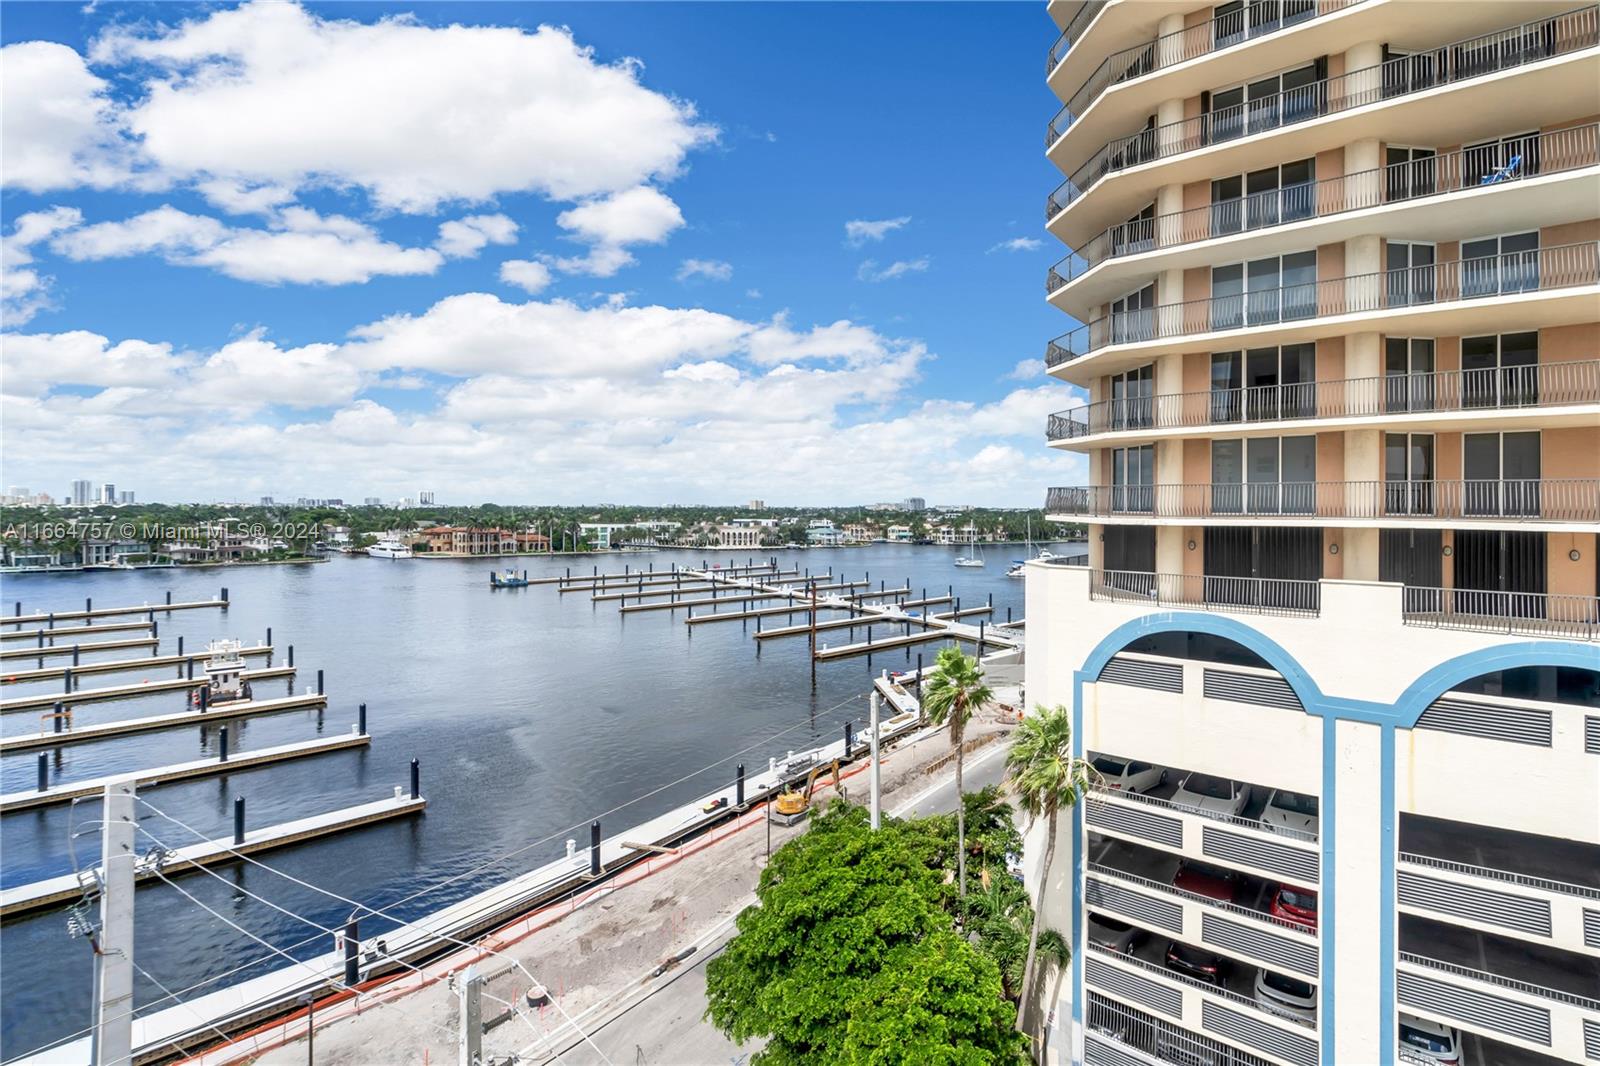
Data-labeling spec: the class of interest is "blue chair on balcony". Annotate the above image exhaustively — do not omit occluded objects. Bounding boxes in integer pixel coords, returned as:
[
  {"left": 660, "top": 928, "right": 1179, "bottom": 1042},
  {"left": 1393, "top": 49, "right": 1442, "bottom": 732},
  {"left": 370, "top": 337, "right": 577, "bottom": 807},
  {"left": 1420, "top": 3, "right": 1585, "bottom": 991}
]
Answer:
[{"left": 1479, "top": 154, "right": 1522, "bottom": 185}]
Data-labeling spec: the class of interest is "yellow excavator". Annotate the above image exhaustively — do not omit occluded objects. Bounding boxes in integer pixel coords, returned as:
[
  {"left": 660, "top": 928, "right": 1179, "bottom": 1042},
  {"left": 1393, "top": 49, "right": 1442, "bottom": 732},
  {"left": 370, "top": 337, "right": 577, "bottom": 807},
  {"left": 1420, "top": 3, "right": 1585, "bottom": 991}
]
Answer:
[{"left": 772, "top": 758, "right": 841, "bottom": 822}]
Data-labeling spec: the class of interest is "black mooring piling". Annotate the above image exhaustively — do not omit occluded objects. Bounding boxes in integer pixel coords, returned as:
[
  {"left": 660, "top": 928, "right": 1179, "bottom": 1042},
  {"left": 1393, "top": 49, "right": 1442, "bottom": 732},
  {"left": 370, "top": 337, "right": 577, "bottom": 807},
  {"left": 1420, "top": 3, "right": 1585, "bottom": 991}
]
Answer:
[
  {"left": 736, "top": 764, "right": 745, "bottom": 806},
  {"left": 409, "top": 758, "right": 420, "bottom": 799},
  {"left": 358, "top": 703, "right": 367, "bottom": 734},
  {"left": 589, "top": 820, "right": 602, "bottom": 876},
  {"left": 36, "top": 753, "right": 48, "bottom": 792},
  {"left": 233, "top": 796, "right": 246, "bottom": 845},
  {"left": 219, "top": 725, "right": 229, "bottom": 762},
  {"left": 343, "top": 920, "right": 361, "bottom": 986}
]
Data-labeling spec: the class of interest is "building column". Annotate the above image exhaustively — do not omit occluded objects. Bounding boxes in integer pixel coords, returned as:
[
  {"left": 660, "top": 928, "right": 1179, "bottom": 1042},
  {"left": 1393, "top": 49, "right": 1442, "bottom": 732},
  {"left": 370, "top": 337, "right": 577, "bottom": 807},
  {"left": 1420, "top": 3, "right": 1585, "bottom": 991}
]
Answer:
[
  {"left": 1329, "top": 717, "right": 1390, "bottom": 1065},
  {"left": 1155, "top": 97, "right": 1186, "bottom": 157}
]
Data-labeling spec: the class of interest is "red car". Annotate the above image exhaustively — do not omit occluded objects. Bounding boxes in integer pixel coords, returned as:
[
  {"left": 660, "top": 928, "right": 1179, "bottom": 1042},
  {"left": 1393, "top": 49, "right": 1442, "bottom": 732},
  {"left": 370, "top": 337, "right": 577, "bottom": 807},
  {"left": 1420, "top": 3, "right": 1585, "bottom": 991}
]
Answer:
[
  {"left": 1271, "top": 884, "right": 1318, "bottom": 930},
  {"left": 1172, "top": 860, "right": 1241, "bottom": 904}
]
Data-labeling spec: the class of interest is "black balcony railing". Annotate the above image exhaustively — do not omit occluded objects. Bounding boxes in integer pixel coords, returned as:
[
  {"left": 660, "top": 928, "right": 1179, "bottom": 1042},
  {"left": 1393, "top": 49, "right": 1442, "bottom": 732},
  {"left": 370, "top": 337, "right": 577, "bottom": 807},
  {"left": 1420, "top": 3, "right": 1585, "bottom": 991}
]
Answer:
[
  {"left": 1047, "top": 124, "right": 1600, "bottom": 285},
  {"left": 1401, "top": 586, "right": 1600, "bottom": 641},
  {"left": 1047, "top": 0, "right": 1362, "bottom": 140},
  {"left": 1046, "top": 1, "right": 1108, "bottom": 75},
  {"left": 1045, "top": 6, "right": 1600, "bottom": 217},
  {"left": 1044, "top": 242, "right": 1599, "bottom": 366},
  {"left": 1045, "top": 479, "right": 1600, "bottom": 522},
  {"left": 1090, "top": 569, "right": 1321, "bottom": 616},
  {"left": 1046, "top": 359, "right": 1600, "bottom": 440}
]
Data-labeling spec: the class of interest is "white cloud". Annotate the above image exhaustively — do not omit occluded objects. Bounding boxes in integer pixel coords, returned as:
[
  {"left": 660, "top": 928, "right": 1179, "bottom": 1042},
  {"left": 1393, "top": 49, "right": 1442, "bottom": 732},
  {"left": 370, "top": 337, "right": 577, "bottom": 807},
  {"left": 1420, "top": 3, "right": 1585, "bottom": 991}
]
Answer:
[
  {"left": 499, "top": 259, "right": 554, "bottom": 295},
  {"left": 857, "top": 257, "right": 929, "bottom": 282},
  {"left": 0, "top": 329, "right": 184, "bottom": 398},
  {"left": 0, "top": 42, "right": 135, "bottom": 192},
  {"left": 745, "top": 289, "right": 762, "bottom": 299},
  {"left": 49, "top": 205, "right": 448, "bottom": 285},
  {"left": 542, "top": 186, "right": 684, "bottom": 277},
  {"left": 435, "top": 214, "right": 519, "bottom": 259},
  {"left": 988, "top": 236, "right": 1042, "bottom": 253},
  {"left": 1002, "top": 358, "right": 1041, "bottom": 381},
  {"left": 675, "top": 258, "right": 733, "bottom": 283},
  {"left": 844, "top": 217, "right": 910, "bottom": 246},
  {"left": 84, "top": 2, "right": 718, "bottom": 212},
  {"left": 2, "top": 206, "right": 84, "bottom": 325}
]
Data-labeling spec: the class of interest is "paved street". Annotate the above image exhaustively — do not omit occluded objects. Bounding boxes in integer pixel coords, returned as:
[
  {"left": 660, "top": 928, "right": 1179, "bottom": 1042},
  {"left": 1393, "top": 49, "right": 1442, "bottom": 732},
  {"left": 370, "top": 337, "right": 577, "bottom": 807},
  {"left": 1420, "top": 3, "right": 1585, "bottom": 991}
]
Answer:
[{"left": 547, "top": 740, "right": 1014, "bottom": 1065}]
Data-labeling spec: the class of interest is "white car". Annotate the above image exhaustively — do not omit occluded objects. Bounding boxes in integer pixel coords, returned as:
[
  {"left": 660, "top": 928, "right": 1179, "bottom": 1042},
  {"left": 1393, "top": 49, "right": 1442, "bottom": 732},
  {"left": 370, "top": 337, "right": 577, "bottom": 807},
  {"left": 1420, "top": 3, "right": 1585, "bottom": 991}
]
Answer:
[
  {"left": 1253, "top": 969, "right": 1316, "bottom": 1025},
  {"left": 1091, "top": 754, "right": 1167, "bottom": 794},
  {"left": 1170, "top": 773, "right": 1252, "bottom": 818},
  {"left": 1261, "top": 789, "right": 1319, "bottom": 836},
  {"left": 1398, "top": 1014, "right": 1463, "bottom": 1065}
]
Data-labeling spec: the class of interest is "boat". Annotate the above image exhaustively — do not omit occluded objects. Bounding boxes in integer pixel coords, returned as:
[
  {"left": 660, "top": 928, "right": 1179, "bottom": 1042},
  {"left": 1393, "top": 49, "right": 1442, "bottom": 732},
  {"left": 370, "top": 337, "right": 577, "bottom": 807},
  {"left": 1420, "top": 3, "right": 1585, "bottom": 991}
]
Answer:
[
  {"left": 367, "top": 539, "right": 413, "bottom": 559},
  {"left": 490, "top": 569, "right": 529, "bottom": 588},
  {"left": 953, "top": 526, "right": 985, "bottom": 568},
  {"left": 188, "top": 639, "right": 252, "bottom": 707},
  {"left": 1007, "top": 517, "right": 1058, "bottom": 576}
]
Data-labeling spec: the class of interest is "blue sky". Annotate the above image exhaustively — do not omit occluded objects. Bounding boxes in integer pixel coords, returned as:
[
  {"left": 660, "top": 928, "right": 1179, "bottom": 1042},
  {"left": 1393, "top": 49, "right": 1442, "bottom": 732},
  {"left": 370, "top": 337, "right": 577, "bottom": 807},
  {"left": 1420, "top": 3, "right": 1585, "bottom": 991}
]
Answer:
[{"left": 1, "top": 1, "right": 1086, "bottom": 505}]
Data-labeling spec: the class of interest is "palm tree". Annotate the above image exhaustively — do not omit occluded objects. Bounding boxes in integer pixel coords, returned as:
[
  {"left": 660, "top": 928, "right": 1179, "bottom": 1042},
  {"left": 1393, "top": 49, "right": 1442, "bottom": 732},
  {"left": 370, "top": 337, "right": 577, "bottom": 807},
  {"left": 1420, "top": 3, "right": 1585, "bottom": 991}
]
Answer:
[
  {"left": 1005, "top": 704, "right": 1093, "bottom": 1032},
  {"left": 921, "top": 646, "right": 992, "bottom": 903},
  {"left": 1034, "top": 928, "right": 1071, "bottom": 1061}
]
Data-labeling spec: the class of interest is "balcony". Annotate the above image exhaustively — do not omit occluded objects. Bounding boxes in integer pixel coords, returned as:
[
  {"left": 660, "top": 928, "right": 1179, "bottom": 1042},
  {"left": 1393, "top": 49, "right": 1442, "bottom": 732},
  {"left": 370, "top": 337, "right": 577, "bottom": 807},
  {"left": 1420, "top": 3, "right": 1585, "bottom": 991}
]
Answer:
[
  {"left": 1045, "top": 242, "right": 1600, "bottom": 368},
  {"left": 1048, "top": 124, "right": 1600, "bottom": 294},
  {"left": 1090, "top": 569, "right": 1321, "bottom": 617},
  {"left": 1046, "top": 0, "right": 1361, "bottom": 137},
  {"left": 1044, "top": 478, "right": 1600, "bottom": 525},
  {"left": 1045, "top": 6, "right": 1600, "bottom": 221},
  {"left": 1045, "top": 0, "right": 1106, "bottom": 76},
  {"left": 1401, "top": 586, "right": 1599, "bottom": 642},
  {"left": 1047, "top": 359, "right": 1600, "bottom": 443}
]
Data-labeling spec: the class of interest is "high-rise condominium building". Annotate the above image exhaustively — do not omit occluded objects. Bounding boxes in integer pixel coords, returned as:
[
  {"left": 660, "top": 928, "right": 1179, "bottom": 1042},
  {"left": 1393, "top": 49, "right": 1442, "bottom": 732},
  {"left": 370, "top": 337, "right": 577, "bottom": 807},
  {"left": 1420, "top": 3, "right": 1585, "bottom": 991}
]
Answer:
[
  {"left": 1029, "top": 4, "right": 1599, "bottom": 1066},
  {"left": 70, "top": 479, "right": 93, "bottom": 505},
  {"left": 100, "top": 483, "right": 116, "bottom": 505},
  {"left": 419, "top": 491, "right": 435, "bottom": 505}
]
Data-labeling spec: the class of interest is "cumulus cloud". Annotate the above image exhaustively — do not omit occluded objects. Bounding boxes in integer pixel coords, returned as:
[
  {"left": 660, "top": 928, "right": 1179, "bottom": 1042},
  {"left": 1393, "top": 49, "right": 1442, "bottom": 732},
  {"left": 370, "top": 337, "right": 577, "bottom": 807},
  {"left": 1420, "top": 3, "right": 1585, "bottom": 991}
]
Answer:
[
  {"left": 435, "top": 214, "right": 519, "bottom": 259},
  {"left": 1002, "top": 358, "right": 1041, "bottom": 381},
  {"left": 989, "top": 236, "right": 1042, "bottom": 253},
  {"left": 857, "top": 257, "right": 929, "bottom": 282},
  {"left": 542, "top": 186, "right": 684, "bottom": 277},
  {"left": 499, "top": 259, "right": 554, "bottom": 295},
  {"left": 844, "top": 217, "right": 910, "bottom": 246},
  {"left": 76, "top": 2, "right": 717, "bottom": 212},
  {"left": 675, "top": 258, "right": 732, "bottom": 283},
  {"left": 0, "top": 42, "right": 139, "bottom": 193},
  {"left": 2, "top": 206, "right": 84, "bottom": 325}
]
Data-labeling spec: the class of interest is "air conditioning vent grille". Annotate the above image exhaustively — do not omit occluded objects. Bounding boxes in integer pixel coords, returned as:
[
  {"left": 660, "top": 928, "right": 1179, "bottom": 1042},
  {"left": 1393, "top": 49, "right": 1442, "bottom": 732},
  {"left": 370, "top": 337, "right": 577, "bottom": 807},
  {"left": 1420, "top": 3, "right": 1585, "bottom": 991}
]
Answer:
[
  {"left": 1398, "top": 870, "right": 1552, "bottom": 936},
  {"left": 1100, "top": 656, "right": 1183, "bottom": 693},
  {"left": 1203, "top": 668, "right": 1303, "bottom": 712},
  {"left": 1416, "top": 697, "right": 1552, "bottom": 747}
]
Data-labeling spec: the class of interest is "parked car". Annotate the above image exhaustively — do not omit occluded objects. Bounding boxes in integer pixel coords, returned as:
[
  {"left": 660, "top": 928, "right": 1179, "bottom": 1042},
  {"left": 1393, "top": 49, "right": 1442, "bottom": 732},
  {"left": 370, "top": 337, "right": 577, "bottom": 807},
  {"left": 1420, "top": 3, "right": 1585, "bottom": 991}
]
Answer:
[
  {"left": 1253, "top": 969, "right": 1317, "bottom": 1024},
  {"left": 1398, "top": 1013, "right": 1463, "bottom": 1065},
  {"left": 1170, "top": 773, "right": 1252, "bottom": 818},
  {"left": 1172, "top": 860, "right": 1242, "bottom": 904},
  {"left": 1091, "top": 754, "right": 1167, "bottom": 794},
  {"left": 1163, "top": 939, "right": 1232, "bottom": 985},
  {"left": 1270, "top": 884, "right": 1318, "bottom": 931},
  {"left": 1261, "top": 789, "right": 1319, "bottom": 836},
  {"left": 1088, "top": 913, "right": 1146, "bottom": 955}
]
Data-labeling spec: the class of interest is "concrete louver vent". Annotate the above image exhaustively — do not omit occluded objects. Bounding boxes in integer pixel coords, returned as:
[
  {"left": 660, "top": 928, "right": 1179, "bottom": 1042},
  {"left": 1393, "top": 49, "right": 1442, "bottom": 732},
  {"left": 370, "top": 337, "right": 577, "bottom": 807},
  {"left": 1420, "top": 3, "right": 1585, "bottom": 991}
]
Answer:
[
  {"left": 1398, "top": 870, "right": 1552, "bottom": 936},
  {"left": 1202, "top": 669, "right": 1303, "bottom": 711},
  {"left": 1200, "top": 1000, "right": 1318, "bottom": 1066},
  {"left": 1397, "top": 969, "right": 1552, "bottom": 1046},
  {"left": 1200, "top": 913, "right": 1318, "bottom": 977},
  {"left": 1202, "top": 825, "right": 1319, "bottom": 883},
  {"left": 1585, "top": 908, "right": 1600, "bottom": 950},
  {"left": 1415, "top": 697, "right": 1552, "bottom": 746},
  {"left": 1085, "top": 955, "right": 1183, "bottom": 1019},
  {"left": 1087, "top": 876, "right": 1183, "bottom": 932},
  {"left": 1586, "top": 716, "right": 1600, "bottom": 755},
  {"left": 1087, "top": 798, "right": 1184, "bottom": 848},
  {"left": 1084, "top": 1034, "right": 1160, "bottom": 1066},
  {"left": 1584, "top": 1017, "right": 1600, "bottom": 1060},
  {"left": 1099, "top": 655, "right": 1183, "bottom": 693}
]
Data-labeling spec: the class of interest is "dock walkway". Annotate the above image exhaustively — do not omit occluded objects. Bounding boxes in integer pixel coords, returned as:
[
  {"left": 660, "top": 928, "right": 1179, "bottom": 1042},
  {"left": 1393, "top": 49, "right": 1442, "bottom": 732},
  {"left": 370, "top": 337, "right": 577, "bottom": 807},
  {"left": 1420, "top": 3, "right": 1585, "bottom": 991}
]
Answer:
[
  {"left": 0, "top": 665, "right": 297, "bottom": 713},
  {"left": 0, "top": 636, "right": 159, "bottom": 661},
  {"left": 0, "top": 693, "right": 330, "bottom": 752},
  {"left": 5, "top": 597, "right": 226, "bottom": 628},
  {"left": 2, "top": 646, "right": 274, "bottom": 685},
  {"left": 2, "top": 620, "right": 156, "bottom": 643}
]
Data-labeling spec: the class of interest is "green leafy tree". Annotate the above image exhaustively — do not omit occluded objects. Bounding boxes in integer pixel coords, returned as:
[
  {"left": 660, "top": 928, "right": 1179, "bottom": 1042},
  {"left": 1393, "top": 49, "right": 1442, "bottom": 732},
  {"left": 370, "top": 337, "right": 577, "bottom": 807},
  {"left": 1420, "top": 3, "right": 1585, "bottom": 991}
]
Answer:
[
  {"left": 704, "top": 803, "right": 1021, "bottom": 1065},
  {"left": 1005, "top": 705, "right": 1093, "bottom": 1032},
  {"left": 921, "top": 647, "right": 992, "bottom": 902}
]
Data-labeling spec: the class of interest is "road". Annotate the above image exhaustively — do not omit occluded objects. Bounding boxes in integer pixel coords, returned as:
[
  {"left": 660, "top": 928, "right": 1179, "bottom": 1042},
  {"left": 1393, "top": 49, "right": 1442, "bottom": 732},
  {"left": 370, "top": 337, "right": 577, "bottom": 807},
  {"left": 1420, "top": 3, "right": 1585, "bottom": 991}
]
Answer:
[{"left": 545, "top": 740, "right": 1014, "bottom": 1065}]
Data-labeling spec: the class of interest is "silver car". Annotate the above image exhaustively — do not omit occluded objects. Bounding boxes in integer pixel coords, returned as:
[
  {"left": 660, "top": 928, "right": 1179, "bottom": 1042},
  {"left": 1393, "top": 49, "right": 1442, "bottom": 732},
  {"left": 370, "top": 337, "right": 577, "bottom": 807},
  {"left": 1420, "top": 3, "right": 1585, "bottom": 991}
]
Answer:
[
  {"left": 1170, "top": 772, "right": 1252, "bottom": 818},
  {"left": 1091, "top": 754, "right": 1167, "bottom": 794},
  {"left": 1253, "top": 969, "right": 1316, "bottom": 1025},
  {"left": 1260, "top": 789, "right": 1319, "bottom": 837}
]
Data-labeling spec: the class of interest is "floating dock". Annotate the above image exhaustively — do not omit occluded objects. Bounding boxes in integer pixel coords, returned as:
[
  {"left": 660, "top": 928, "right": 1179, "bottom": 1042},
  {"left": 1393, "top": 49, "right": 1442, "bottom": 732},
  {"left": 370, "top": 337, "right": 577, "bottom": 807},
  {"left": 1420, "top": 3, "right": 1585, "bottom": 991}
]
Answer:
[
  {"left": 0, "top": 693, "right": 329, "bottom": 752},
  {"left": 814, "top": 624, "right": 1020, "bottom": 661},
  {"left": 0, "top": 666, "right": 297, "bottom": 713},
  {"left": 753, "top": 613, "right": 928, "bottom": 640},
  {"left": 0, "top": 730, "right": 370, "bottom": 813},
  {"left": 1, "top": 620, "right": 156, "bottom": 643},
  {"left": 846, "top": 586, "right": 912, "bottom": 601},
  {"left": 1, "top": 646, "right": 274, "bottom": 686},
  {"left": 0, "top": 636, "right": 159, "bottom": 661},
  {"left": 0, "top": 790, "right": 425, "bottom": 919},
  {"left": 617, "top": 583, "right": 868, "bottom": 614},
  {"left": 4, "top": 595, "right": 227, "bottom": 628},
  {"left": 683, "top": 602, "right": 858, "bottom": 625}
]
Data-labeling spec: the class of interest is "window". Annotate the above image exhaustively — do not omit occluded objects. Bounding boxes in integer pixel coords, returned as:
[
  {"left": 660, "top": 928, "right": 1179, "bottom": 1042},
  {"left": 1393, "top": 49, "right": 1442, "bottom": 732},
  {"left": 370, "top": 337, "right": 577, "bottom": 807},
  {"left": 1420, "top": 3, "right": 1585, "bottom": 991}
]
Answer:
[
  {"left": 1382, "top": 47, "right": 1442, "bottom": 98},
  {"left": 1385, "top": 146, "right": 1436, "bottom": 201},
  {"left": 1203, "top": 525, "right": 1322, "bottom": 609},
  {"left": 1384, "top": 433, "right": 1435, "bottom": 515},
  {"left": 1211, "top": 158, "right": 1314, "bottom": 235},
  {"left": 1461, "top": 332, "right": 1538, "bottom": 409},
  {"left": 1213, "top": 250, "right": 1316, "bottom": 329},
  {"left": 1112, "top": 204, "right": 1156, "bottom": 257},
  {"left": 1109, "top": 364, "right": 1155, "bottom": 429},
  {"left": 1452, "top": 530, "right": 1549, "bottom": 620},
  {"left": 1381, "top": 529, "right": 1444, "bottom": 613},
  {"left": 1205, "top": 61, "right": 1319, "bottom": 145},
  {"left": 1110, "top": 283, "right": 1156, "bottom": 344},
  {"left": 1245, "top": 343, "right": 1316, "bottom": 421},
  {"left": 1111, "top": 445, "right": 1154, "bottom": 513},
  {"left": 1103, "top": 525, "right": 1155, "bottom": 572},
  {"left": 1386, "top": 242, "right": 1435, "bottom": 307},
  {"left": 1385, "top": 338, "right": 1436, "bottom": 412},
  {"left": 1212, "top": 435, "right": 1316, "bottom": 513},
  {"left": 1461, "top": 231, "right": 1538, "bottom": 297},
  {"left": 1463, "top": 431, "right": 1540, "bottom": 516},
  {"left": 1210, "top": 351, "right": 1243, "bottom": 423}
]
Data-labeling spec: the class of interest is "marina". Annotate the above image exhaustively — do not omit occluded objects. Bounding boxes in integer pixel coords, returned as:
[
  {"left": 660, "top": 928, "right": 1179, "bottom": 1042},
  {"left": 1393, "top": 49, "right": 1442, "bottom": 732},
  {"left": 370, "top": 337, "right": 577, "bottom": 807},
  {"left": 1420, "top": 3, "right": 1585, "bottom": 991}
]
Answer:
[
  {"left": 0, "top": 543, "right": 1078, "bottom": 1057},
  {"left": 0, "top": 665, "right": 299, "bottom": 713},
  {"left": 1, "top": 620, "right": 157, "bottom": 643},
  {"left": 0, "top": 645, "right": 275, "bottom": 685},
  {"left": 0, "top": 636, "right": 160, "bottom": 660},
  {"left": 4, "top": 592, "right": 229, "bottom": 628}
]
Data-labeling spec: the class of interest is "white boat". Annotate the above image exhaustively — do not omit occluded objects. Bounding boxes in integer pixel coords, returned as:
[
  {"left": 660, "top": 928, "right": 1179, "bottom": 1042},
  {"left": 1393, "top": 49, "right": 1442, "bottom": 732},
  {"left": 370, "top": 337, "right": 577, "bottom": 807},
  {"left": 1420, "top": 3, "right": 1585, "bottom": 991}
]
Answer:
[
  {"left": 1007, "top": 517, "right": 1057, "bottom": 576},
  {"left": 367, "top": 539, "right": 413, "bottom": 559},
  {"left": 953, "top": 526, "right": 985, "bottom": 568}
]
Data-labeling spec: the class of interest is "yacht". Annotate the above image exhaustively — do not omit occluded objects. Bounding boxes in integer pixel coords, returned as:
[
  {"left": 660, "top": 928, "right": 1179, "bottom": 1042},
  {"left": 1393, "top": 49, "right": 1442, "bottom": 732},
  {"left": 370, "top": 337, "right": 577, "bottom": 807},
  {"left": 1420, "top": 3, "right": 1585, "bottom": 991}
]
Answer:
[
  {"left": 953, "top": 527, "right": 985, "bottom": 568},
  {"left": 1007, "top": 517, "right": 1058, "bottom": 576},
  {"left": 367, "top": 539, "right": 413, "bottom": 559}
]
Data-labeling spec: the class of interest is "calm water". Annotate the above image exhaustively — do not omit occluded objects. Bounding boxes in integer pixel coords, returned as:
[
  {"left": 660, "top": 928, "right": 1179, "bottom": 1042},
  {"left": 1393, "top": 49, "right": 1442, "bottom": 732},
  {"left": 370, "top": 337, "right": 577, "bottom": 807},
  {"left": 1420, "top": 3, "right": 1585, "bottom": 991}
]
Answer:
[{"left": 0, "top": 542, "right": 1078, "bottom": 1057}]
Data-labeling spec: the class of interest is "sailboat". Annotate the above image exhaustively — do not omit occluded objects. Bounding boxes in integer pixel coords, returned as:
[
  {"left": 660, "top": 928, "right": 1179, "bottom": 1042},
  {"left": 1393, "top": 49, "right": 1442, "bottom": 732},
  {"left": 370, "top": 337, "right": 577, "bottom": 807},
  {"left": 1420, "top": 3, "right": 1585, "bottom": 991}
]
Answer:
[
  {"left": 954, "top": 526, "right": 985, "bottom": 568},
  {"left": 1007, "top": 516, "right": 1056, "bottom": 577}
]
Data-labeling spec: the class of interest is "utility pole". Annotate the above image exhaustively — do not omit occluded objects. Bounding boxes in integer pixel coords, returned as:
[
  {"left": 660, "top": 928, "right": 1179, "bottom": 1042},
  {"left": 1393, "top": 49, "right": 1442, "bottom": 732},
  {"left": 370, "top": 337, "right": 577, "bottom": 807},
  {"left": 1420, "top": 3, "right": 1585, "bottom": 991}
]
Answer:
[
  {"left": 869, "top": 689, "right": 882, "bottom": 830},
  {"left": 458, "top": 964, "right": 483, "bottom": 1066},
  {"left": 93, "top": 781, "right": 136, "bottom": 1066}
]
